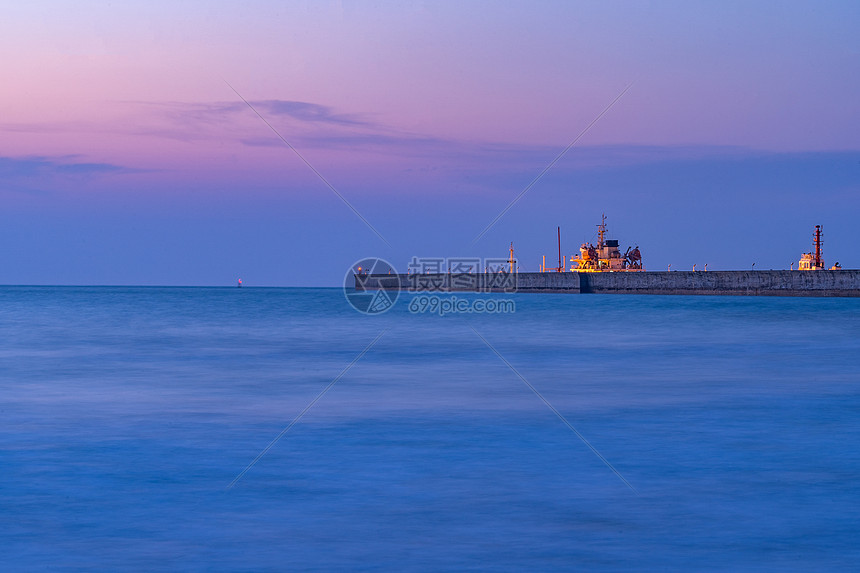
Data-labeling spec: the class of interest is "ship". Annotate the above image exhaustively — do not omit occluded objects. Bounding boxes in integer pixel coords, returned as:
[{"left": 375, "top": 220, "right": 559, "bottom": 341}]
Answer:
[{"left": 569, "top": 215, "right": 642, "bottom": 272}]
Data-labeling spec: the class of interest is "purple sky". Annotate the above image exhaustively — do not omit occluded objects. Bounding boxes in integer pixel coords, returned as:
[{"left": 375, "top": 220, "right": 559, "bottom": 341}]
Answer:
[{"left": 2, "top": 1, "right": 859, "bottom": 285}]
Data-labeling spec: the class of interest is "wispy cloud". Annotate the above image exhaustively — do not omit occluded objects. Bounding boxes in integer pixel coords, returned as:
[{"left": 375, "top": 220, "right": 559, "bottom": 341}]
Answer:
[
  {"left": 0, "top": 121, "right": 105, "bottom": 135},
  {"left": 0, "top": 155, "right": 145, "bottom": 197},
  {"left": 0, "top": 97, "right": 756, "bottom": 170},
  {"left": 256, "top": 100, "right": 370, "bottom": 127},
  {"left": 241, "top": 132, "right": 447, "bottom": 153},
  {"left": 0, "top": 98, "right": 371, "bottom": 142},
  {"left": 0, "top": 155, "right": 143, "bottom": 186},
  {"left": 2, "top": 97, "right": 836, "bottom": 188},
  {"left": 137, "top": 98, "right": 374, "bottom": 130}
]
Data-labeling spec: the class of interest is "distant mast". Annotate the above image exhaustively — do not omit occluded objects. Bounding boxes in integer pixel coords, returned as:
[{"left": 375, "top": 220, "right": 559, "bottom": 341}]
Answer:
[
  {"left": 597, "top": 213, "right": 607, "bottom": 249},
  {"left": 557, "top": 226, "right": 562, "bottom": 272}
]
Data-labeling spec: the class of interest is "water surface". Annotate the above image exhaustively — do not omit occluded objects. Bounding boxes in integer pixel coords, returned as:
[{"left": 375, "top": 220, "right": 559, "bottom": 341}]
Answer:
[{"left": 2, "top": 287, "right": 858, "bottom": 571}]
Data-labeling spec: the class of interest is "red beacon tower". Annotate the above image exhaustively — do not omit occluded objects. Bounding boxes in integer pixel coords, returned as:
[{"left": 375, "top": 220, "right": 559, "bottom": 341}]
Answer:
[{"left": 798, "top": 225, "right": 825, "bottom": 270}]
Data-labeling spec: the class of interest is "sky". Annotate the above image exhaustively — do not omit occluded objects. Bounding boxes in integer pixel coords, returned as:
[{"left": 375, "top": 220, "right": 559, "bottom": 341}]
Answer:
[{"left": 1, "top": 0, "right": 858, "bottom": 286}]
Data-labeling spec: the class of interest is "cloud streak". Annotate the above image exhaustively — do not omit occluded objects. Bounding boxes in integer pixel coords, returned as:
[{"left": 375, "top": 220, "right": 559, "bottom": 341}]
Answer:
[
  {"left": 0, "top": 155, "right": 138, "bottom": 179},
  {"left": 0, "top": 97, "right": 762, "bottom": 170},
  {"left": 139, "top": 98, "right": 374, "bottom": 130},
  {"left": 256, "top": 100, "right": 370, "bottom": 127}
]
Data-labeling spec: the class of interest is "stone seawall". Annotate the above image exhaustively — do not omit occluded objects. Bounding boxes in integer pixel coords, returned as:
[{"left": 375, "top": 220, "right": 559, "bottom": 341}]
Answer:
[
  {"left": 582, "top": 270, "right": 860, "bottom": 296},
  {"left": 355, "top": 270, "right": 860, "bottom": 297}
]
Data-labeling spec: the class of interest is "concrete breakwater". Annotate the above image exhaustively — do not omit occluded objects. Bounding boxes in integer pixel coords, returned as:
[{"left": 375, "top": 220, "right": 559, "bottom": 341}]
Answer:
[{"left": 355, "top": 270, "right": 860, "bottom": 297}]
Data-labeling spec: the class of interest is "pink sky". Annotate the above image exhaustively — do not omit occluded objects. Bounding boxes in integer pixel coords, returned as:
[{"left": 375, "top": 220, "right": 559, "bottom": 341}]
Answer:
[{"left": 4, "top": 2, "right": 858, "bottom": 163}]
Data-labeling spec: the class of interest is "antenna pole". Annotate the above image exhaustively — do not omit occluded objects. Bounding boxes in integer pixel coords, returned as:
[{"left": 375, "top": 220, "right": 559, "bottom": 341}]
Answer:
[
  {"left": 598, "top": 213, "right": 606, "bottom": 247},
  {"left": 814, "top": 225, "right": 823, "bottom": 269},
  {"left": 557, "top": 226, "right": 562, "bottom": 272}
]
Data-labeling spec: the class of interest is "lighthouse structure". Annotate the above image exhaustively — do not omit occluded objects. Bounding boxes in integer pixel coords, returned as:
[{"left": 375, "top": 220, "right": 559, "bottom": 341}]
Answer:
[{"left": 798, "top": 225, "right": 826, "bottom": 271}]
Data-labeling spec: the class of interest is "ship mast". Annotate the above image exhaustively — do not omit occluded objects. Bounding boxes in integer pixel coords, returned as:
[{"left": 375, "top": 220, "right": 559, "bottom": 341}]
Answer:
[
  {"left": 597, "top": 213, "right": 606, "bottom": 248},
  {"left": 509, "top": 242, "right": 515, "bottom": 274},
  {"left": 557, "top": 226, "right": 562, "bottom": 272}
]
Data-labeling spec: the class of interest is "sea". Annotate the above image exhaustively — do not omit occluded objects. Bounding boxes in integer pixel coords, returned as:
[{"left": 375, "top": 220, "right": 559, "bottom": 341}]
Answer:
[{"left": 1, "top": 286, "right": 858, "bottom": 571}]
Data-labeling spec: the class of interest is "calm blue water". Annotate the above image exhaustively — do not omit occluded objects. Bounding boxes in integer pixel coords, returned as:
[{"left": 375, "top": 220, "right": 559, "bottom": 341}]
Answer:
[{"left": 1, "top": 286, "right": 858, "bottom": 571}]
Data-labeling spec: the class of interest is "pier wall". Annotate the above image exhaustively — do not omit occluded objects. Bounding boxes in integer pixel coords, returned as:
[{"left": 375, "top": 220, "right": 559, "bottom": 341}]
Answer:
[
  {"left": 355, "top": 270, "right": 860, "bottom": 297},
  {"left": 582, "top": 270, "right": 860, "bottom": 296},
  {"left": 355, "top": 272, "right": 569, "bottom": 293}
]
